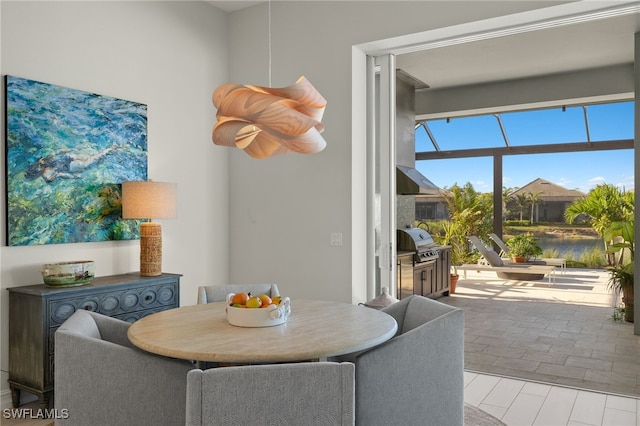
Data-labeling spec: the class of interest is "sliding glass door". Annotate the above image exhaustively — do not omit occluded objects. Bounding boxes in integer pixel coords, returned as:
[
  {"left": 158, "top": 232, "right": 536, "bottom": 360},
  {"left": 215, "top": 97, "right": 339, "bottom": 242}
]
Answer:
[{"left": 366, "top": 54, "right": 397, "bottom": 299}]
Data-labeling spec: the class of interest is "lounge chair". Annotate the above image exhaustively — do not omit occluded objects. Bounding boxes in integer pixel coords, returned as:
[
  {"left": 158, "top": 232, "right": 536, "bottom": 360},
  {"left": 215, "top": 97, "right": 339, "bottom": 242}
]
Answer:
[
  {"left": 489, "top": 233, "right": 566, "bottom": 273},
  {"left": 458, "top": 236, "right": 557, "bottom": 284}
]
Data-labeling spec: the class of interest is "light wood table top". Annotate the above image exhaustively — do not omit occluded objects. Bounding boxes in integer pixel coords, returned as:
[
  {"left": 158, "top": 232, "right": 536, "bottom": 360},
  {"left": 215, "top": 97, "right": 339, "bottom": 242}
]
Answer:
[{"left": 127, "top": 300, "right": 398, "bottom": 363}]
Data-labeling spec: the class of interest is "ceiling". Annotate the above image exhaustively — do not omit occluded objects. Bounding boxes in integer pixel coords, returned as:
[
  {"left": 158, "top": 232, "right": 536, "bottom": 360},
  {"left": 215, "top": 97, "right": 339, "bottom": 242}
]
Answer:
[
  {"left": 396, "top": 11, "right": 640, "bottom": 90},
  {"left": 207, "top": 1, "right": 640, "bottom": 91},
  {"left": 206, "top": 1, "right": 261, "bottom": 12}
]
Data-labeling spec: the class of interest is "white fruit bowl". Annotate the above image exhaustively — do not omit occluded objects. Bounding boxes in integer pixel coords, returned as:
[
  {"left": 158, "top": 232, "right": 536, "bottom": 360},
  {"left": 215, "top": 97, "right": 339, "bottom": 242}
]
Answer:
[
  {"left": 225, "top": 293, "right": 291, "bottom": 327},
  {"left": 41, "top": 261, "right": 95, "bottom": 287}
]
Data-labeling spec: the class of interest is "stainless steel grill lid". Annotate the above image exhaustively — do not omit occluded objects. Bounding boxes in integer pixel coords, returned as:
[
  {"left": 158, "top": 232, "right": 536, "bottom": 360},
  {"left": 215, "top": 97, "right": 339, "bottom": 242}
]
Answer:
[
  {"left": 397, "top": 228, "right": 439, "bottom": 262},
  {"left": 397, "top": 228, "right": 434, "bottom": 249}
]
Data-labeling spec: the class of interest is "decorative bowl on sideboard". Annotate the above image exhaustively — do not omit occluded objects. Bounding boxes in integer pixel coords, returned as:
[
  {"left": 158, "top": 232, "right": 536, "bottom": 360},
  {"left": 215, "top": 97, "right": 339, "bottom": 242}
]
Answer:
[{"left": 41, "top": 260, "right": 95, "bottom": 287}]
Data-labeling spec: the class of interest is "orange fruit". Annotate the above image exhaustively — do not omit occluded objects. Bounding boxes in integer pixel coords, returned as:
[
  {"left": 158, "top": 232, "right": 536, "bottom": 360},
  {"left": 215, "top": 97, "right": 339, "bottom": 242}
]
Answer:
[
  {"left": 231, "top": 292, "right": 249, "bottom": 305},
  {"left": 258, "top": 294, "right": 272, "bottom": 307}
]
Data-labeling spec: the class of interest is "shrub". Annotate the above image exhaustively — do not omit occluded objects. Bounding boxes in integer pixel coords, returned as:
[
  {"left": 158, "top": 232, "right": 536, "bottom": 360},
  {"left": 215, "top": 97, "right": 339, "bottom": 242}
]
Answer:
[{"left": 579, "top": 247, "right": 606, "bottom": 268}]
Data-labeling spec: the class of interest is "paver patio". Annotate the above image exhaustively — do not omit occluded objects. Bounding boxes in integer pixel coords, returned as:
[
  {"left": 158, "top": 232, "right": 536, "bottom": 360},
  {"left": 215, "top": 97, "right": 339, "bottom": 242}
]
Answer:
[{"left": 439, "top": 267, "right": 640, "bottom": 397}]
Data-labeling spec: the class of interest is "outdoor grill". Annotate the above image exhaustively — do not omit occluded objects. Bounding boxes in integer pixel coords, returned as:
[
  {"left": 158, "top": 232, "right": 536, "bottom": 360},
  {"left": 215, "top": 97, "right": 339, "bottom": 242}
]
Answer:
[
  {"left": 397, "top": 228, "right": 439, "bottom": 263},
  {"left": 396, "top": 228, "right": 444, "bottom": 301}
]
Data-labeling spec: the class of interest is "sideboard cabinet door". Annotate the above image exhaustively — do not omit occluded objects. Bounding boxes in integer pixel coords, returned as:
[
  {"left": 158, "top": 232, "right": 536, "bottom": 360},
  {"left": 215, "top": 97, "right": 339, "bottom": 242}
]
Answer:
[{"left": 8, "top": 272, "right": 181, "bottom": 409}]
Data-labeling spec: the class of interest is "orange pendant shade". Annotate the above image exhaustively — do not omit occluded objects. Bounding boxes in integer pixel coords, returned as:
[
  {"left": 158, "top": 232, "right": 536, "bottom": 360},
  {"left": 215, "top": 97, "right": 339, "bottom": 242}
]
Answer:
[{"left": 212, "top": 76, "right": 327, "bottom": 159}]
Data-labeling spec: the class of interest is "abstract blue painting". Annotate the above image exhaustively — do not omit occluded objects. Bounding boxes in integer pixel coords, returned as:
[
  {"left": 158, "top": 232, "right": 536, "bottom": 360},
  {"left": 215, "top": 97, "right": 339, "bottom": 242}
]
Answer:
[{"left": 5, "top": 75, "right": 147, "bottom": 246}]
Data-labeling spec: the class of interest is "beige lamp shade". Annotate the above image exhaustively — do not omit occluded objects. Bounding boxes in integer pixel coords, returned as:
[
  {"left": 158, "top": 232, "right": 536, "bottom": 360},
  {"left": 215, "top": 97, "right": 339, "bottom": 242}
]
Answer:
[
  {"left": 122, "top": 181, "right": 177, "bottom": 220},
  {"left": 121, "top": 181, "right": 177, "bottom": 277},
  {"left": 212, "top": 76, "right": 327, "bottom": 159}
]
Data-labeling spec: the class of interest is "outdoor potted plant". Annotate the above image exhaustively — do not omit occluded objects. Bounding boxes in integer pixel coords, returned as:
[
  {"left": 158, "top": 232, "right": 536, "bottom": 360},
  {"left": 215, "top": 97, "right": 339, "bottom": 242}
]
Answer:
[
  {"left": 605, "top": 221, "right": 634, "bottom": 322},
  {"left": 505, "top": 234, "right": 542, "bottom": 262},
  {"left": 607, "top": 263, "right": 634, "bottom": 322},
  {"left": 439, "top": 221, "right": 475, "bottom": 293}
]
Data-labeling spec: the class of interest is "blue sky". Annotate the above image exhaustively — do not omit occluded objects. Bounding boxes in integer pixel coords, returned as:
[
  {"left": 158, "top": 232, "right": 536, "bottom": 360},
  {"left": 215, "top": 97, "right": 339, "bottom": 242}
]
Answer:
[{"left": 415, "top": 101, "right": 634, "bottom": 194}]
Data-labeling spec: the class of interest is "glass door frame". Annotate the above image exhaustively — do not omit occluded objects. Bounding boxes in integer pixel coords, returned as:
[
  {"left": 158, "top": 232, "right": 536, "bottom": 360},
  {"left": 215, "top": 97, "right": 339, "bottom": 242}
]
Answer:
[{"left": 351, "top": 1, "right": 638, "bottom": 321}]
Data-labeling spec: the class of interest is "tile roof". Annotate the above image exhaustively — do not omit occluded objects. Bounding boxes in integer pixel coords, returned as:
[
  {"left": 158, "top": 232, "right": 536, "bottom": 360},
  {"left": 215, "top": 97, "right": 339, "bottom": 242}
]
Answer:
[{"left": 509, "top": 178, "right": 585, "bottom": 201}]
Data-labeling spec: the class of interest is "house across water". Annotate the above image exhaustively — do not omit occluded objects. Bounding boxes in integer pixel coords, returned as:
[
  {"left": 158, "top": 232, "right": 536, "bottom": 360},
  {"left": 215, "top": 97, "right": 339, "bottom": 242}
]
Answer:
[{"left": 415, "top": 177, "right": 585, "bottom": 223}]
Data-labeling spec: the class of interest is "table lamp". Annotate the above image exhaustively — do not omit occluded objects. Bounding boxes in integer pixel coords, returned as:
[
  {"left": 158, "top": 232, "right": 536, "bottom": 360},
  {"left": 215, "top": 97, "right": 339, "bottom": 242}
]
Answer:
[{"left": 122, "top": 181, "right": 177, "bottom": 276}]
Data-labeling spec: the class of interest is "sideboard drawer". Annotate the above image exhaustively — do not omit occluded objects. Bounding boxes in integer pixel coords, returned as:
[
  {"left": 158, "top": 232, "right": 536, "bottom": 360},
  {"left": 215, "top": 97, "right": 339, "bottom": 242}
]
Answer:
[
  {"left": 48, "top": 282, "right": 178, "bottom": 326},
  {"left": 113, "top": 308, "right": 166, "bottom": 323},
  {"left": 8, "top": 272, "right": 181, "bottom": 409}
]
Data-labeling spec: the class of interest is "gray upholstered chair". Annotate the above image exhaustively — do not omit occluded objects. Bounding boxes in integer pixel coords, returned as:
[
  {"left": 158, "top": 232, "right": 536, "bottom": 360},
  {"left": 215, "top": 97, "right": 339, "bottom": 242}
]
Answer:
[
  {"left": 186, "top": 362, "right": 355, "bottom": 426},
  {"left": 338, "top": 295, "right": 464, "bottom": 426},
  {"left": 197, "top": 283, "right": 280, "bottom": 304},
  {"left": 54, "top": 310, "right": 195, "bottom": 426}
]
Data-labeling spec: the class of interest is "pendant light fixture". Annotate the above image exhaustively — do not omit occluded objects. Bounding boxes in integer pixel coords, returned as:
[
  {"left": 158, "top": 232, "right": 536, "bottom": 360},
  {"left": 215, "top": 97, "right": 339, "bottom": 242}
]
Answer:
[{"left": 211, "top": 1, "right": 327, "bottom": 159}]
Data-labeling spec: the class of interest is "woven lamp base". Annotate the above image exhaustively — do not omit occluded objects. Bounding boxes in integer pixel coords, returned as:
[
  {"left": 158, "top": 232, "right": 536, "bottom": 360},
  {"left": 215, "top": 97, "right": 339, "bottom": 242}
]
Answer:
[{"left": 140, "top": 222, "right": 162, "bottom": 277}]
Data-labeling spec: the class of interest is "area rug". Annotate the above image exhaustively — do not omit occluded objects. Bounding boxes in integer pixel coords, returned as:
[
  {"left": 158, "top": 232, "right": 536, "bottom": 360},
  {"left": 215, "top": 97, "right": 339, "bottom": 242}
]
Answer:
[
  {"left": 36, "top": 406, "right": 498, "bottom": 426},
  {"left": 465, "top": 403, "right": 505, "bottom": 425},
  {"left": 39, "top": 409, "right": 496, "bottom": 426}
]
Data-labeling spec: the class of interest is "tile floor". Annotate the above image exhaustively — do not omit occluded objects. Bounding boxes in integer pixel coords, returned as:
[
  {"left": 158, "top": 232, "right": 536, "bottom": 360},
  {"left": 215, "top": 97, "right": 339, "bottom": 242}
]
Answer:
[
  {"left": 465, "top": 370, "right": 640, "bottom": 426},
  {"left": 439, "top": 267, "right": 640, "bottom": 425},
  {"left": 441, "top": 268, "right": 640, "bottom": 397}
]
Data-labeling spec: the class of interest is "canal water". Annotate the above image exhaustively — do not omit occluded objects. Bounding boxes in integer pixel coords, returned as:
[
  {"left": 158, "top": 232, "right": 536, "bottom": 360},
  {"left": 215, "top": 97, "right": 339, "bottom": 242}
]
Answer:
[{"left": 535, "top": 235, "right": 604, "bottom": 257}]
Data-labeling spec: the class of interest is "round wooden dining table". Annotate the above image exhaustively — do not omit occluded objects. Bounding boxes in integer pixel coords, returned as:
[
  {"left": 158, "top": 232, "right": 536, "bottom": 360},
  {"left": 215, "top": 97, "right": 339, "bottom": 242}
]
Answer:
[{"left": 127, "top": 299, "right": 398, "bottom": 363}]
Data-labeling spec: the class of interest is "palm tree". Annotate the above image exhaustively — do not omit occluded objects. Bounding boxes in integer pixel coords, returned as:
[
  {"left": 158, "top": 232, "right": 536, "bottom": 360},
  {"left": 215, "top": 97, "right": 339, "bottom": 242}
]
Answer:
[
  {"left": 565, "top": 183, "right": 634, "bottom": 265},
  {"left": 441, "top": 182, "right": 493, "bottom": 263},
  {"left": 513, "top": 193, "right": 529, "bottom": 222},
  {"left": 502, "top": 186, "right": 514, "bottom": 220},
  {"left": 528, "top": 191, "right": 543, "bottom": 224}
]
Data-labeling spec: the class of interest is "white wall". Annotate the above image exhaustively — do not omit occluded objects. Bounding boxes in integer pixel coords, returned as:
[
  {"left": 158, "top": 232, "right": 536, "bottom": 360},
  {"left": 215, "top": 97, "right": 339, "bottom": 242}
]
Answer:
[
  {"left": 0, "top": 0, "right": 585, "bottom": 407},
  {"left": 0, "top": 0, "right": 229, "bottom": 405},
  {"left": 224, "top": 1, "right": 565, "bottom": 302}
]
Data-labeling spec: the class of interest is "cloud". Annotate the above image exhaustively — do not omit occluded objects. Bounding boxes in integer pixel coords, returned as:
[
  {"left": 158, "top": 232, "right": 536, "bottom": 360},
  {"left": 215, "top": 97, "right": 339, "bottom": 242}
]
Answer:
[
  {"left": 588, "top": 176, "right": 606, "bottom": 185},
  {"left": 472, "top": 180, "right": 492, "bottom": 192},
  {"left": 577, "top": 176, "right": 607, "bottom": 193},
  {"left": 614, "top": 177, "right": 634, "bottom": 191}
]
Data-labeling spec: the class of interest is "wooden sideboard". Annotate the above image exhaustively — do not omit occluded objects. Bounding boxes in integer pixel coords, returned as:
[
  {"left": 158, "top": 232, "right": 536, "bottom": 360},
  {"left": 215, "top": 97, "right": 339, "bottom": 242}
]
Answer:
[{"left": 7, "top": 272, "right": 181, "bottom": 409}]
